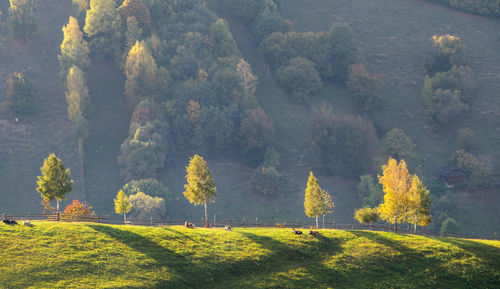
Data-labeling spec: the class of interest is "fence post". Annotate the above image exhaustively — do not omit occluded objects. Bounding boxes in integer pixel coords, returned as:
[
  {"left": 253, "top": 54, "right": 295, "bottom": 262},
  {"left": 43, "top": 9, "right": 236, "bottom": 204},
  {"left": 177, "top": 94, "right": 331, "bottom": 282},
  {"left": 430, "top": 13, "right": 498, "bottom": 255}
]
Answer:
[
  {"left": 2, "top": 213, "right": 5, "bottom": 221},
  {"left": 494, "top": 232, "right": 496, "bottom": 240},
  {"left": 243, "top": 217, "right": 246, "bottom": 227},
  {"left": 256, "top": 217, "right": 258, "bottom": 227},
  {"left": 214, "top": 214, "right": 216, "bottom": 228}
]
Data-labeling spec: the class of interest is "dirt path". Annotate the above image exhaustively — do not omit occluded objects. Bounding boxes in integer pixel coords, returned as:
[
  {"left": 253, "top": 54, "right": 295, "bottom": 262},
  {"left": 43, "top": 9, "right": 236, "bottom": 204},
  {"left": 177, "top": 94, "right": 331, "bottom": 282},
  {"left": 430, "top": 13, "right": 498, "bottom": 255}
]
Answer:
[{"left": 84, "top": 60, "right": 131, "bottom": 213}]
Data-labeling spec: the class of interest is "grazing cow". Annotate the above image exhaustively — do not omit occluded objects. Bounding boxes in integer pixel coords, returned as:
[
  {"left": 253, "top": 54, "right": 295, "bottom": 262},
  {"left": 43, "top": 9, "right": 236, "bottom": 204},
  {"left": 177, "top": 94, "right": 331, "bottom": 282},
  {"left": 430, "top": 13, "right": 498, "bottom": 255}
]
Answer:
[
  {"left": 309, "top": 230, "right": 320, "bottom": 236},
  {"left": 23, "top": 221, "right": 33, "bottom": 227},
  {"left": 185, "top": 221, "right": 195, "bottom": 229},
  {"left": 224, "top": 225, "right": 232, "bottom": 231},
  {"left": 292, "top": 228, "right": 303, "bottom": 235},
  {"left": 2, "top": 219, "right": 18, "bottom": 225}
]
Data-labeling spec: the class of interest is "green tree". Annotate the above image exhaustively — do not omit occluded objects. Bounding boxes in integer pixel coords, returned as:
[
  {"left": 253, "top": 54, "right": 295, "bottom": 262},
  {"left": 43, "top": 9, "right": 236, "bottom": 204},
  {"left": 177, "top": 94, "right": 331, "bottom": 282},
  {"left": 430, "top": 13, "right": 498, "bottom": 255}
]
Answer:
[
  {"left": 382, "top": 128, "right": 415, "bottom": 160},
  {"left": 8, "top": 0, "right": 37, "bottom": 40},
  {"left": 4, "top": 72, "right": 36, "bottom": 117},
  {"left": 276, "top": 57, "right": 322, "bottom": 103},
  {"left": 58, "top": 16, "right": 90, "bottom": 81},
  {"left": 407, "top": 175, "right": 431, "bottom": 234},
  {"left": 304, "top": 171, "right": 327, "bottom": 228},
  {"left": 114, "top": 189, "right": 132, "bottom": 223},
  {"left": 84, "top": 0, "right": 118, "bottom": 38},
  {"left": 354, "top": 207, "right": 379, "bottom": 228},
  {"left": 125, "top": 40, "right": 158, "bottom": 106},
  {"left": 118, "top": 0, "right": 151, "bottom": 32},
  {"left": 357, "top": 175, "right": 383, "bottom": 207},
  {"left": 183, "top": 154, "right": 216, "bottom": 227},
  {"left": 239, "top": 107, "right": 274, "bottom": 165},
  {"left": 208, "top": 19, "right": 237, "bottom": 57},
  {"left": 36, "top": 153, "right": 73, "bottom": 217},
  {"left": 128, "top": 192, "right": 165, "bottom": 220}
]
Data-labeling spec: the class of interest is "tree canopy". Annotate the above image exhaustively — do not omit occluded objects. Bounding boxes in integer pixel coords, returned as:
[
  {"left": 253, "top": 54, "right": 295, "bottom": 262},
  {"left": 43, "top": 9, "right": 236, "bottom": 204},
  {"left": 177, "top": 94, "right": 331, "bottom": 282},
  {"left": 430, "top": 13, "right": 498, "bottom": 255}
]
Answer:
[{"left": 36, "top": 153, "right": 73, "bottom": 213}]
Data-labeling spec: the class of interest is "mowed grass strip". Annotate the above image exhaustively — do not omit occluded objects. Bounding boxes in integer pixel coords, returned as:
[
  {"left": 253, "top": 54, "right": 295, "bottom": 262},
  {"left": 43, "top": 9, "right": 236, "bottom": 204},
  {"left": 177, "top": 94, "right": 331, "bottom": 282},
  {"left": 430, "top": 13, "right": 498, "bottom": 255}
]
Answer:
[{"left": 0, "top": 222, "right": 499, "bottom": 289}]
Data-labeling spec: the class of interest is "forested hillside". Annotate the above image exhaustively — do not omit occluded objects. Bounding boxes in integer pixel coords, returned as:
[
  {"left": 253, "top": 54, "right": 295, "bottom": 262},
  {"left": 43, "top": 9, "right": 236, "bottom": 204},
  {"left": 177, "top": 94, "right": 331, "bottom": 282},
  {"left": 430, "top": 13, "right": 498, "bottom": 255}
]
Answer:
[{"left": 0, "top": 0, "right": 499, "bottom": 237}]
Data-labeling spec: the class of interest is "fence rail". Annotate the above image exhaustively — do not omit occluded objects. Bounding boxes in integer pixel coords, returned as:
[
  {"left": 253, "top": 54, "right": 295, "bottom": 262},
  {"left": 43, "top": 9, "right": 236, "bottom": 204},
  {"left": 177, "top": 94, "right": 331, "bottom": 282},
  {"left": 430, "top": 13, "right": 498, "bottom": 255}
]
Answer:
[{"left": 2, "top": 213, "right": 497, "bottom": 241}]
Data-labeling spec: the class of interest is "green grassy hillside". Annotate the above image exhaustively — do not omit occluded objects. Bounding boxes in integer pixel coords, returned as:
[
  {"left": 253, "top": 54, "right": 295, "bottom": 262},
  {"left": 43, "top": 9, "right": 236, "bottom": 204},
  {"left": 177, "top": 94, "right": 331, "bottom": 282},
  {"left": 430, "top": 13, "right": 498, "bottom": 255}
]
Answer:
[{"left": 1, "top": 222, "right": 499, "bottom": 289}]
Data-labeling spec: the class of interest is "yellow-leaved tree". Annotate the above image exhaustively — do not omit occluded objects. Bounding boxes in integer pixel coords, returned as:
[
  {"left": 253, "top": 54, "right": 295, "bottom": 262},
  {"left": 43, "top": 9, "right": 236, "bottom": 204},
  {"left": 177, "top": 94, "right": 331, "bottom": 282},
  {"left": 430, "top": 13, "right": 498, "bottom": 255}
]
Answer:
[
  {"left": 125, "top": 40, "right": 158, "bottom": 106},
  {"left": 377, "top": 158, "right": 413, "bottom": 233},
  {"left": 304, "top": 172, "right": 333, "bottom": 228},
  {"left": 407, "top": 175, "right": 431, "bottom": 234},
  {"left": 114, "top": 190, "right": 132, "bottom": 224},
  {"left": 58, "top": 16, "right": 90, "bottom": 80},
  {"left": 183, "top": 154, "right": 216, "bottom": 227}
]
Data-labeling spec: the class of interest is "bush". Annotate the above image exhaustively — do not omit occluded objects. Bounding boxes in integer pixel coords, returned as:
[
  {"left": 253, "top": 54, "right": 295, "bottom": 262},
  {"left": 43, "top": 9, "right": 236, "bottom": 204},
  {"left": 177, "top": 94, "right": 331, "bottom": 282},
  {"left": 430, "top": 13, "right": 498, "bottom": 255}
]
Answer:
[
  {"left": 128, "top": 192, "right": 165, "bottom": 220},
  {"left": 354, "top": 207, "right": 379, "bottom": 227},
  {"left": 254, "top": 166, "right": 280, "bottom": 197},
  {"left": 439, "top": 217, "right": 461, "bottom": 236},
  {"left": 122, "top": 178, "right": 170, "bottom": 199},
  {"left": 346, "top": 64, "right": 383, "bottom": 110},
  {"left": 63, "top": 200, "right": 95, "bottom": 221},
  {"left": 276, "top": 57, "right": 322, "bottom": 103}
]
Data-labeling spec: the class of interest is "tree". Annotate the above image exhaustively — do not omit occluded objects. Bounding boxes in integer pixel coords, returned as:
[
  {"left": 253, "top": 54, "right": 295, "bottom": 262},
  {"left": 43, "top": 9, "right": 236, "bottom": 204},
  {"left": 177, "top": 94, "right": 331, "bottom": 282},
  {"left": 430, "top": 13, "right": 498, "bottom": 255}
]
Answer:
[
  {"left": 118, "top": 0, "right": 151, "bottom": 32},
  {"left": 208, "top": 19, "right": 237, "bottom": 57},
  {"left": 276, "top": 57, "right": 322, "bottom": 103},
  {"left": 454, "top": 150, "right": 494, "bottom": 188},
  {"left": 84, "top": 0, "right": 118, "bottom": 38},
  {"left": 65, "top": 66, "right": 91, "bottom": 121},
  {"left": 382, "top": 128, "right": 415, "bottom": 161},
  {"left": 236, "top": 58, "right": 258, "bottom": 100},
  {"left": 4, "top": 72, "right": 36, "bottom": 117},
  {"left": 458, "top": 128, "right": 476, "bottom": 152},
  {"left": 407, "top": 175, "right": 431, "bottom": 234},
  {"left": 8, "top": 0, "right": 37, "bottom": 40},
  {"left": 122, "top": 178, "right": 169, "bottom": 199},
  {"left": 183, "top": 154, "right": 216, "bottom": 227},
  {"left": 319, "top": 188, "right": 335, "bottom": 228},
  {"left": 357, "top": 175, "right": 383, "bottom": 207},
  {"left": 36, "top": 153, "right": 73, "bottom": 218},
  {"left": 239, "top": 107, "right": 274, "bottom": 165},
  {"left": 114, "top": 189, "right": 132, "bottom": 223},
  {"left": 377, "top": 157, "right": 414, "bottom": 233},
  {"left": 58, "top": 16, "right": 90, "bottom": 81},
  {"left": 128, "top": 192, "right": 165, "bottom": 220},
  {"left": 125, "top": 40, "right": 158, "bottom": 106},
  {"left": 354, "top": 207, "right": 379, "bottom": 228},
  {"left": 304, "top": 171, "right": 329, "bottom": 229},
  {"left": 346, "top": 64, "right": 383, "bottom": 111}
]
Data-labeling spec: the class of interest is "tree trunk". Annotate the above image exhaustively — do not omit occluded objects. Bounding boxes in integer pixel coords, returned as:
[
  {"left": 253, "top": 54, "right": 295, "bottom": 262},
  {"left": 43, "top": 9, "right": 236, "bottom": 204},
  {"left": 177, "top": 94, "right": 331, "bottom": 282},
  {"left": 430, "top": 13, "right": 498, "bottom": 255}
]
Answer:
[
  {"left": 322, "top": 214, "right": 325, "bottom": 229},
  {"left": 123, "top": 212, "right": 127, "bottom": 224},
  {"left": 204, "top": 201, "right": 208, "bottom": 227},
  {"left": 394, "top": 221, "right": 398, "bottom": 233},
  {"left": 316, "top": 216, "right": 319, "bottom": 229},
  {"left": 56, "top": 199, "right": 60, "bottom": 221},
  {"left": 414, "top": 223, "right": 417, "bottom": 234}
]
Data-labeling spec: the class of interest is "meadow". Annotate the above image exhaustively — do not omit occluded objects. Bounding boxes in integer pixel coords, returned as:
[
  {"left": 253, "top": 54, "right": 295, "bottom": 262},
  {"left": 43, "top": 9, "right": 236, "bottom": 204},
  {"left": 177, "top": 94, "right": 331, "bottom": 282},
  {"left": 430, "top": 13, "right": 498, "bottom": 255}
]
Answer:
[{"left": 1, "top": 222, "right": 499, "bottom": 288}]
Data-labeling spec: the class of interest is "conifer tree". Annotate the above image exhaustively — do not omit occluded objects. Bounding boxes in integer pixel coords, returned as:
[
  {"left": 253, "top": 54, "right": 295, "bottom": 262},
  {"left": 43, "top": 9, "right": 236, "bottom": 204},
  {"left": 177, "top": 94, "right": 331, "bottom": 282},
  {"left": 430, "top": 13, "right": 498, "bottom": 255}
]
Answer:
[
  {"left": 4, "top": 72, "right": 36, "bottom": 117},
  {"left": 377, "top": 158, "right": 413, "bottom": 233},
  {"left": 59, "top": 16, "right": 90, "bottom": 81},
  {"left": 304, "top": 171, "right": 328, "bottom": 228},
  {"left": 183, "top": 154, "right": 216, "bottom": 227},
  {"left": 114, "top": 190, "right": 132, "bottom": 223},
  {"left": 36, "top": 154, "right": 73, "bottom": 218},
  {"left": 125, "top": 40, "right": 158, "bottom": 106}
]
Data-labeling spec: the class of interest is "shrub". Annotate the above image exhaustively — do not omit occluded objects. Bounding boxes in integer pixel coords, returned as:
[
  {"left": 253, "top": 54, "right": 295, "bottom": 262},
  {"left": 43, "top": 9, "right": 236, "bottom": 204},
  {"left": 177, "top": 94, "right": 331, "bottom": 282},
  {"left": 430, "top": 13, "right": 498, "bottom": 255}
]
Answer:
[
  {"left": 122, "top": 178, "right": 170, "bottom": 199},
  {"left": 354, "top": 207, "right": 379, "bottom": 227},
  {"left": 439, "top": 217, "right": 461, "bottom": 236},
  {"left": 128, "top": 192, "right": 165, "bottom": 220},
  {"left": 254, "top": 166, "right": 280, "bottom": 197},
  {"left": 63, "top": 200, "right": 95, "bottom": 221}
]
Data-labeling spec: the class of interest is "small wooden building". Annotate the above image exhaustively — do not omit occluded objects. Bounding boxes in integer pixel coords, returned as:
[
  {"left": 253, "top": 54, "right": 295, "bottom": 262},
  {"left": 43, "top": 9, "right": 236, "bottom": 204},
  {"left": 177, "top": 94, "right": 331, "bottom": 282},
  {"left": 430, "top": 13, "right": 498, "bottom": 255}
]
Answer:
[{"left": 440, "top": 165, "right": 466, "bottom": 186}]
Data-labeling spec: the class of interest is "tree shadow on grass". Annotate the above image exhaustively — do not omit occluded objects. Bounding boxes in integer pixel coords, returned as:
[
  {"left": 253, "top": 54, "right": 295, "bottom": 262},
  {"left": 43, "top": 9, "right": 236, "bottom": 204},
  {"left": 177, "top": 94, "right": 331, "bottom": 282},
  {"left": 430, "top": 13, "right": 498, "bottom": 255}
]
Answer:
[
  {"left": 349, "top": 231, "right": 500, "bottom": 288},
  {"left": 88, "top": 224, "right": 202, "bottom": 289}
]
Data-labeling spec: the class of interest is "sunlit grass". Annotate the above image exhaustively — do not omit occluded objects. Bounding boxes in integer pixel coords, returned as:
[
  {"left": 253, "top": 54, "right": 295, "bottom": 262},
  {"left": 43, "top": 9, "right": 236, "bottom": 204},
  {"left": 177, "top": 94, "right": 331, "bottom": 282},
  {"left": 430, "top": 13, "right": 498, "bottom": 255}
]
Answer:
[{"left": 1, "top": 222, "right": 499, "bottom": 288}]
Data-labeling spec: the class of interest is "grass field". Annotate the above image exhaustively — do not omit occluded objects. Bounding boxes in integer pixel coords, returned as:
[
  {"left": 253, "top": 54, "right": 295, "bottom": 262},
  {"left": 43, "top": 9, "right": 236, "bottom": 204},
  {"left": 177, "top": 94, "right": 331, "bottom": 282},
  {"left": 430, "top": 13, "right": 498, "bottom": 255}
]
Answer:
[{"left": 0, "top": 222, "right": 499, "bottom": 288}]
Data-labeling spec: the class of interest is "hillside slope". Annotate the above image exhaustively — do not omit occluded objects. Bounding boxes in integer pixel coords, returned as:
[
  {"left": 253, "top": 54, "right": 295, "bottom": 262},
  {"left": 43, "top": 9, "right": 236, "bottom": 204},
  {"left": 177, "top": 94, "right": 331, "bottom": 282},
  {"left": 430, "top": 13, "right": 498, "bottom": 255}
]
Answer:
[{"left": 1, "top": 222, "right": 499, "bottom": 289}]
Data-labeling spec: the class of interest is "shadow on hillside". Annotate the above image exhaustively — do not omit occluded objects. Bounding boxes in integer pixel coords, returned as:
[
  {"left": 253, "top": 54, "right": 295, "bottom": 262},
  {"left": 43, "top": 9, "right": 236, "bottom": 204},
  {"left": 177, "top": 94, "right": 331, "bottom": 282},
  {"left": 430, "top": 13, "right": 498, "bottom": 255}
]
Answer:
[
  {"left": 349, "top": 231, "right": 500, "bottom": 288},
  {"left": 200, "top": 231, "right": 346, "bottom": 288},
  {"left": 87, "top": 224, "right": 200, "bottom": 288}
]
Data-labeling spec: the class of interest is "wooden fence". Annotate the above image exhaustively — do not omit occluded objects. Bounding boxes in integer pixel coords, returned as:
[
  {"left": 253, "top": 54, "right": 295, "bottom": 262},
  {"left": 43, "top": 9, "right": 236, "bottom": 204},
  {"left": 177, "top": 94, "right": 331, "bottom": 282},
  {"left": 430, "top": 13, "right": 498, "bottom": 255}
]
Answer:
[{"left": 2, "top": 213, "right": 497, "bottom": 241}]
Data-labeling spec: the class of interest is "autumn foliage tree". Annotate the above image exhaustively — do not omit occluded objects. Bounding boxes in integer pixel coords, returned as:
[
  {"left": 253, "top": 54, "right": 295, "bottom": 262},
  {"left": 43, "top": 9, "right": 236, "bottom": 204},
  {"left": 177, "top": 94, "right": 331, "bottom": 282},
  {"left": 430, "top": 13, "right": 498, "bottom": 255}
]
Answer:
[
  {"left": 377, "top": 158, "right": 431, "bottom": 233},
  {"left": 58, "top": 16, "right": 90, "bottom": 81},
  {"left": 114, "top": 190, "right": 132, "bottom": 223},
  {"left": 118, "top": 0, "right": 151, "bottom": 32},
  {"left": 346, "top": 64, "right": 383, "bottom": 111},
  {"left": 183, "top": 154, "right": 216, "bottom": 227},
  {"left": 63, "top": 200, "right": 95, "bottom": 221},
  {"left": 304, "top": 172, "right": 334, "bottom": 228},
  {"left": 125, "top": 40, "right": 158, "bottom": 106}
]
